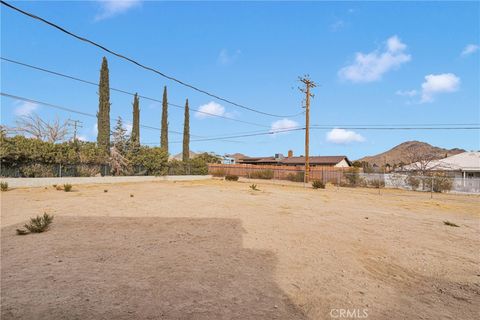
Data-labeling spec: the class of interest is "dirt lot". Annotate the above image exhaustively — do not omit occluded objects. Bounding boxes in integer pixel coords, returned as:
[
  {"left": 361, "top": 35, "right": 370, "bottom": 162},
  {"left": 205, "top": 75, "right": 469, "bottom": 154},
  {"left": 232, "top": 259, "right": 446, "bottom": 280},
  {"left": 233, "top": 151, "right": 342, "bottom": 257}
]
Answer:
[{"left": 1, "top": 179, "right": 479, "bottom": 319}]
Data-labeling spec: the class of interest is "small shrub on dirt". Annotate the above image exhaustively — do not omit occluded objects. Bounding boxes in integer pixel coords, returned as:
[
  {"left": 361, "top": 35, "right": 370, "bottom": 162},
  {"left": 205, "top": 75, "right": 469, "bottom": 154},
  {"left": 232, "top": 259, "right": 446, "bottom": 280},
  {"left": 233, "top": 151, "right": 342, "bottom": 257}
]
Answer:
[
  {"left": 443, "top": 221, "right": 459, "bottom": 227},
  {"left": 104, "top": 189, "right": 108, "bottom": 193},
  {"left": 55, "top": 185, "right": 63, "bottom": 191},
  {"left": 130, "top": 194, "right": 134, "bottom": 197},
  {"left": 63, "top": 184, "right": 73, "bottom": 192},
  {"left": 52, "top": 184, "right": 57, "bottom": 188},
  {"left": 16, "top": 213, "right": 54, "bottom": 235},
  {"left": 1, "top": 181, "right": 8, "bottom": 191},
  {"left": 225, "top": 174, "right": 239, "bottom": 181},
  {"left": 250, "top": 169, "right": 274, "bottom": 180},
  {"left": 249, "top": 184, "right": 259, "bottom": 191},
  {"left": 312, "top": 180, "right": 325, "bottom": 189}
]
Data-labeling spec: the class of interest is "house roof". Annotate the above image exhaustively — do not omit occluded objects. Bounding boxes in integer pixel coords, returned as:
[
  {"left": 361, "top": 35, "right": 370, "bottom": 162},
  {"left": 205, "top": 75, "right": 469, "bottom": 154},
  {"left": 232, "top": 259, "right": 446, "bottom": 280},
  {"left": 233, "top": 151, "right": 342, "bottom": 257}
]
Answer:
[
  {"left": 239, "top": 155, "right": 351, "bottom": 166},
  {"left": 401, "top": 152, "right": 480, "bottom": 172}
]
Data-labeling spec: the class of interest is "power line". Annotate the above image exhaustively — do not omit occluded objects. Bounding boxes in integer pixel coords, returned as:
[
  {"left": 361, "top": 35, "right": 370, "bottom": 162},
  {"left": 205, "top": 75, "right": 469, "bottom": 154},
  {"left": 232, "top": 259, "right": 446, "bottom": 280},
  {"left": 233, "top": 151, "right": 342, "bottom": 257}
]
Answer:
[
  {"left": 4, "top": 58, "right": 478, "bottom": 130},
  {"left": 0, "top": 0, "right": 304, "bottom": 118},
  {"left": 0, "top": 92, "right": 187, "bottom": 136},
  {"left": 157, "top": 124, "right": 480, "bottom": 144},
  {"left": 1, "top": 57, "right": 271, "bottom": 128}
]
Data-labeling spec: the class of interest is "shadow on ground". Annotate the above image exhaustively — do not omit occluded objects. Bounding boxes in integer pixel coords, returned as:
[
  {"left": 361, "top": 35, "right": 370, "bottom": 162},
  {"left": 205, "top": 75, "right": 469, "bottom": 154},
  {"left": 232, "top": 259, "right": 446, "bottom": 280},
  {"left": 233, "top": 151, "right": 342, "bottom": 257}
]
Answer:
[{"left": 1, "top": 217, "right": 306, "bottom": 320}]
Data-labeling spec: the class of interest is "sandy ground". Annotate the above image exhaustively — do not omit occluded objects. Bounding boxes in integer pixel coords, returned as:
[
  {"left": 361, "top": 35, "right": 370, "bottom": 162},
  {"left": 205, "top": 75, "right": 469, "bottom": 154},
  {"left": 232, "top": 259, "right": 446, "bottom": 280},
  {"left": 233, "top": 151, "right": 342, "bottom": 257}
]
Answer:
[{"left": 1, "top": 179, "right": 479, "bottom": 319}]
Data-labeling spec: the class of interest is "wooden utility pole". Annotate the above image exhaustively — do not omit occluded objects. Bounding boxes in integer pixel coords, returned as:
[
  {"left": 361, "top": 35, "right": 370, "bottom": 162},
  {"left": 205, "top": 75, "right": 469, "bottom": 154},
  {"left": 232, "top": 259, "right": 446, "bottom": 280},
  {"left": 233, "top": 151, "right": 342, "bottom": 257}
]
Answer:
[
  {"left": 299, "top": 76, "right": 317, "bottom": 184},
  {"left": 68, "top": 119, "right": 83, "bottom": 142}
]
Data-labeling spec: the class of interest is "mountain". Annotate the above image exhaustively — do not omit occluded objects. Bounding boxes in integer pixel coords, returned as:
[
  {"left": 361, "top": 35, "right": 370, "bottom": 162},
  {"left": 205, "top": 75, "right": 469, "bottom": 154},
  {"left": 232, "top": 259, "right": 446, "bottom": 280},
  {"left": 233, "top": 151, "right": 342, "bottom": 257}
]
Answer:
[{"left": 357, "top": 141, "right": 465, "bottom": 167}]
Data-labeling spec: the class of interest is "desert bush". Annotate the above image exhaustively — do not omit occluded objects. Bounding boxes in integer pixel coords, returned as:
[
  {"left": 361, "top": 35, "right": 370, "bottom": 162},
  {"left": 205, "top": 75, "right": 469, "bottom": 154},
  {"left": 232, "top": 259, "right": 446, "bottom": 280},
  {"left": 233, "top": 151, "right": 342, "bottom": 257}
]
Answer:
[
  {"left": 1, "top": 181, "right": 8, "bottom": 191},
  {"left": 63, "top": 184, "right": 73, "bottom": 192},
  {"left": 343, "top": 168, "right": 363, "bottom": 187},
  {"left": 405, "top": 175, "right": 420, "bottom": 190},
  {"left": 225, "top": 174, "right": 239, "bottom": 181},
  {"left": 130, "top": 194, "right": 134, "bottom": 197},
  {"left": 16, "top": 213, "right": 54, "bottom": 235},
  {"left": 210, "top": 169, "right": 226, "bottom": 177},
  {"left": 368, "top": 179, "right": 385, "bottom": 189},
  {"left": 250, "top": 169, "right": 274, "bottom": 180},
  {"left": 104, "top": 189, "right": 108, "bottom": 193},
  {"left": 432, "top": 176, "right": 453, "bottom": 193},
  {"left": 285, "top": 172, "right": 304, "bottom": 182},
  {"left": 312, "top": 180, "right": 325, "bottom": 189},
  {"left": 249, "top": 184, "right": 259, "bottom": 191}
]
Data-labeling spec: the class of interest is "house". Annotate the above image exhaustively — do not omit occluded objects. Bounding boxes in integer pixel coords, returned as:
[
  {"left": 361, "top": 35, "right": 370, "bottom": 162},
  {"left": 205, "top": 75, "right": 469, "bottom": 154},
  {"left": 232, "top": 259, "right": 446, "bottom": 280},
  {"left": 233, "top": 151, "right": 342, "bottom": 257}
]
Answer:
[
  {"left": 399, "top": 151, "right": 480, "bottom": 179},
  {"left": 238, "top": 150, "right": 351, "bottom": 168}
]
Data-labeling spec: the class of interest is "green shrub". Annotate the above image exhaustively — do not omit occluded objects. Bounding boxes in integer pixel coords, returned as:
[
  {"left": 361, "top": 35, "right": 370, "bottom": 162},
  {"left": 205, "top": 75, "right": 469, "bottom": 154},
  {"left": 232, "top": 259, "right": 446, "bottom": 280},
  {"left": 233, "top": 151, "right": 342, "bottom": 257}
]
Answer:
[
  {"left": 312, "top": 180, "right": 325, "bottom": 189},
  {"left": 249, "top": 184, "right": 259, "bottom": 191},
  {"left": 225, "top": 174, "right": 239, "bottom": 181},
  {"left": 63, "top": 184, "right": 73, "bottom": 192},
  {"left": 16, "top": 213, "right": 54, "bottom": 235},
  {"left": 250, "top": 169, "right": 274, "bottom": 180},
  {"left": 77, "top": 165, "right": 101, "bottom": 177},
  {"left": 20, "top": 163, "right": 55, "bottom": 178},
  {"left": 285, "top": 172, "right": 304, "bottom": 182},
  {"left": 1, "top": 181, "right": 8, "bottom": 191}
]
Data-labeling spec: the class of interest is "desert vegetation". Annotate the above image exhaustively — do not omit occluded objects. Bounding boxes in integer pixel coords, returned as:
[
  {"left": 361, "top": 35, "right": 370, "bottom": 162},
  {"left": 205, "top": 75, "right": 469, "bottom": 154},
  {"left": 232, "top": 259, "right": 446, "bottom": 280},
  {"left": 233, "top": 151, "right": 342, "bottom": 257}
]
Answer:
[{"left": 16, "top": 213, "right": 54, "bottom": 235}]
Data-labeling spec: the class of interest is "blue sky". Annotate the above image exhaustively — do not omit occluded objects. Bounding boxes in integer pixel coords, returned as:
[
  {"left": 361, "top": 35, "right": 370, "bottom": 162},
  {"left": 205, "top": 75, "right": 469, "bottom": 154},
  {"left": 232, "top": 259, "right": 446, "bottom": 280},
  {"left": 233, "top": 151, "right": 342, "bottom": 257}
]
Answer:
[{"left": 1, "top": 0, "right": 479, "bottom": 159}]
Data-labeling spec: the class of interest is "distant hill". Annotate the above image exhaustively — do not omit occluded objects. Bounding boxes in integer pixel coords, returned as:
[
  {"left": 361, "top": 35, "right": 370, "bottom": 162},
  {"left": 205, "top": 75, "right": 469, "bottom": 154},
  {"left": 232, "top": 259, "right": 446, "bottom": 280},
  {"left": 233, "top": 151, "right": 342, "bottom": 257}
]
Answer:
[{"left": 357, "top": 141, "right": 465, "bottom": 167}]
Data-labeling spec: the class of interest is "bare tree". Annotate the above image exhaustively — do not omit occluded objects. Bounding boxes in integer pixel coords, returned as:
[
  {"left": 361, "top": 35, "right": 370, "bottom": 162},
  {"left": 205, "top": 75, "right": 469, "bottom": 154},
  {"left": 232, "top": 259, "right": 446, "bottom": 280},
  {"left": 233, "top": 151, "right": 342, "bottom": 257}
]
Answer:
[{"left": 15, "top": 113, "right": 71, "bottom": 143}]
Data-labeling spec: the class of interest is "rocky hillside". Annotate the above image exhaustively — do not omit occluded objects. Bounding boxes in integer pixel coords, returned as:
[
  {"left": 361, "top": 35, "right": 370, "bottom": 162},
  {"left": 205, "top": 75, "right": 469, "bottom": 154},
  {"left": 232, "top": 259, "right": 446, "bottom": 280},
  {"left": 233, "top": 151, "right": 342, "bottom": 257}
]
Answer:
[{"left": 357, "top": 141, "right": 465, "bottom": 167}]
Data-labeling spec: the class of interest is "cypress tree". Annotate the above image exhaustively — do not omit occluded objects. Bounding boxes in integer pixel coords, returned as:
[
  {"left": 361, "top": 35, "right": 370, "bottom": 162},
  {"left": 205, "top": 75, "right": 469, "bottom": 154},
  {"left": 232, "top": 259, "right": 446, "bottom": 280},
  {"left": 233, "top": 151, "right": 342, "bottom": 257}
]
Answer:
[
  {"left": 131, "top": 93, "right": 140, "bottom": 146},
  {"left": 161, "top": 86, "right": 168, "bottom": 153},
  {"left": 182, "top": 98, "right": 190, "bottom": 162},
  {"left": 97, "top": 56, "right": 110, "bottom": 153}
]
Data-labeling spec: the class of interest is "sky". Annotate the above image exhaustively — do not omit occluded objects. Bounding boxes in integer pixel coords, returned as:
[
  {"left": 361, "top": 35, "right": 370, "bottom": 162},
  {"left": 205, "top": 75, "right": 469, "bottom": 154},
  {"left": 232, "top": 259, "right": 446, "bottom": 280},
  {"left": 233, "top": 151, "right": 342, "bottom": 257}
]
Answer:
[{"left": 1, "top": 0, "right": 479, "bottom": 159}]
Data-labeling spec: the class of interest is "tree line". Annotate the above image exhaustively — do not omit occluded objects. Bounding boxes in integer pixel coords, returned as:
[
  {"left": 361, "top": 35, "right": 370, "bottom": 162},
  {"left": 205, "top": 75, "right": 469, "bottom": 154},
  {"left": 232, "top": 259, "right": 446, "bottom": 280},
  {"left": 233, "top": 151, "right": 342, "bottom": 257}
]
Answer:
[{"left": 0, "top": 56, "right": 217, "bottom": 177}]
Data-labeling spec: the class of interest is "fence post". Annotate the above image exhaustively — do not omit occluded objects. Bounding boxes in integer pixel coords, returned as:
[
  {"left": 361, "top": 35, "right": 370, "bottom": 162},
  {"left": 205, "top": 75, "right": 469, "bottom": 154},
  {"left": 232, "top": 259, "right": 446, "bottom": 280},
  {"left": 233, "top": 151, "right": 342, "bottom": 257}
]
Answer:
[{"left": 431, "top": 177, "right": 434, "bottom": 199}]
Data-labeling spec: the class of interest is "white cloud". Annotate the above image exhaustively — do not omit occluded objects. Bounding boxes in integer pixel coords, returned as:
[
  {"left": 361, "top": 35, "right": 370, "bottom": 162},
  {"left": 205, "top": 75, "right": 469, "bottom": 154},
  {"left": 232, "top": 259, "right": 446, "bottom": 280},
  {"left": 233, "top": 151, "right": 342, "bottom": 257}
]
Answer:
[
  {"left": 95, "top": 0, "right": 142, "bottom": 21},
  {"left": 420, "top": 73, "right": 460, "bottom": 103},
  {"left": 326, "top": 128, "right": 365, "bottom": 144},
  {"left": 395, "top": 89, "right": 418, "bottom": 97},
  {"left": 218, "top": 49, "right": 241, "bottom": 66},
  {"left": 195, "top": 101, "right": 226, "bottom": 119},
  {"left": 270, "top": 118, "right": 299, "bottom": 134},
  {"left": 461, "top": 44, "right": 479, "bottom": 57},
  {"left": 338, "top": 35, "right": 411, "bottom": 83},
  {"left": 14, "top": 101, "right": 39, "bottom": 116}
]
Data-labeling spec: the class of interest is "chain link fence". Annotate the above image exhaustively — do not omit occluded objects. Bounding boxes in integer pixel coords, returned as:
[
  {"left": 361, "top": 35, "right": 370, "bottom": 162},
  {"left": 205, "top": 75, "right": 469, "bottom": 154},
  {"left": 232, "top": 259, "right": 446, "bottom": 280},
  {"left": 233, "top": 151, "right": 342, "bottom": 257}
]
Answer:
[{"left": 0, "top": 162, "right": 206, "bottom": 178}]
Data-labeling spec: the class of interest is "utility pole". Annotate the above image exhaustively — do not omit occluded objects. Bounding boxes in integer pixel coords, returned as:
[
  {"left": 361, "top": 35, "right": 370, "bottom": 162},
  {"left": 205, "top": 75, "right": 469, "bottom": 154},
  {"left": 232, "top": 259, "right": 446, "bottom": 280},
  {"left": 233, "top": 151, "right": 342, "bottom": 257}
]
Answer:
[
  {"left": 68, "top": 119, "right": 83, "bottom": 142},
  {"left": 299, "top": 75, "right": 317, "bottom": 184}
]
